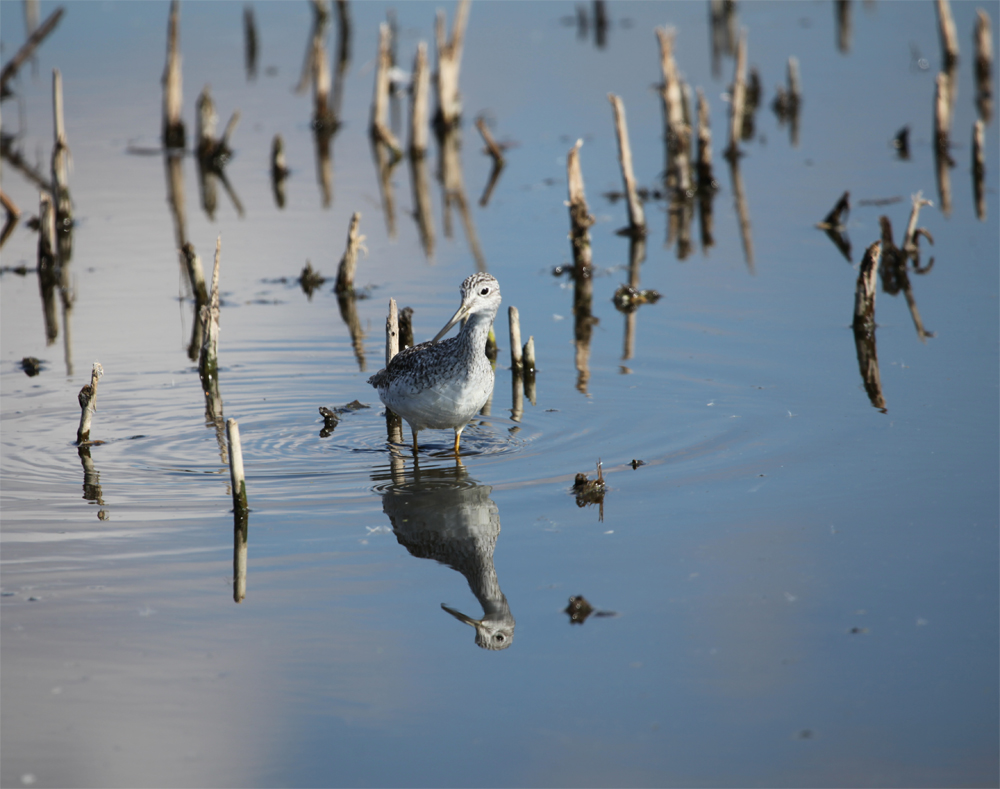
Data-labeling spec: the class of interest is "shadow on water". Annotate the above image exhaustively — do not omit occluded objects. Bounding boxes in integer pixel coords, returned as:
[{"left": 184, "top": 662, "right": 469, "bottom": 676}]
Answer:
[{"left": 374, "top": 459, "right": 514, "bottom": 651}]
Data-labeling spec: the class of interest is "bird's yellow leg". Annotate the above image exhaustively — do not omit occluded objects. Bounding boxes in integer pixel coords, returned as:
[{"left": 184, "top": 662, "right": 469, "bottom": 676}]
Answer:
[
  {"left": 453, "top": 429, "right": 461, "bottom": 457},
  {"left": 411, "top": 428, "right": 419, "bottom": 454}
]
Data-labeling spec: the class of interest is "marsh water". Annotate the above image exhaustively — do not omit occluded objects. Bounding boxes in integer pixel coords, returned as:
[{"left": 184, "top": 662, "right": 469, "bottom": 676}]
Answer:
[{"left": 1, "top": 2, "right": 998, "bottom": 787}]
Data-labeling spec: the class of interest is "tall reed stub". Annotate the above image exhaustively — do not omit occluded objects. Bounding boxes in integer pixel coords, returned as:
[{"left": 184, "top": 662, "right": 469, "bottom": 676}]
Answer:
[
  {"left": 608, "top": 94, "right": 646, "bottom": 236},
  {"left": 226, "top": 418, "right": 248, "bottom": 520},
  {"left": 335, "top": 212, "right": 365, "bottom": 295},
  {"left": 199, "top": 236, "right": 222, "bottom": 382},
  {"left": 0, "top": 7, "right": 65, "bottom": 100},
  {"left": 76, "top": 362, "right": 104, "bottom": 445},
  {"left": 434, "top": 0, "right": 471, "bottom": 134}
]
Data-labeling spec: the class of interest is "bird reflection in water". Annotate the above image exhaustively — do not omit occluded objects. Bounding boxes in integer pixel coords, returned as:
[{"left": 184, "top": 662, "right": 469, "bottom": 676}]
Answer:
[{"left": 375, "top": 460, "right": 514, "bottom": 650}]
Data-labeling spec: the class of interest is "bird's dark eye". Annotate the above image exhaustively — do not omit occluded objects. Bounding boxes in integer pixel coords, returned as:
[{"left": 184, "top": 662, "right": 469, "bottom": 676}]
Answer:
[
  {"left": 480, "top": 287, "right": 490, "bottom": 295},
  {"left": 495, "top": 634, "right": 505, "bottom": 642}
]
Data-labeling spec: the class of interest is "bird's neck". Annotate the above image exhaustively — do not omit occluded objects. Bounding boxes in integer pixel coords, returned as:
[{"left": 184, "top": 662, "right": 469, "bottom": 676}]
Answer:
[{"left": 457, "top": 312, "right": 494, "bottom": 354}]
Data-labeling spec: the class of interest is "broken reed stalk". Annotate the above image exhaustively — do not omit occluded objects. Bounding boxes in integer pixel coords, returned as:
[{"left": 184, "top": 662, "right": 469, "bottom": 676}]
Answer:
[
  {"left": 934, "top": 72, "right": 952, "bottom": 154},
  {"left": 787, "top": 56, "right": 801, "bottom": 106},
  {"left": 271, "top": 134, "right": 289, "bottom": 178},
  {"left": 936, "top": 0, "right": 960, "bottom": 71},
  {"left": 51, "top": 69, "right": 72, "bottom": 227},
  {"left": 386, "top": 298, "right": 399, "bottom": 365},
  {"left": 195, "top": 86, "right": 217, "bottom": 158},
  {"left": 508, "top": 306, "right": 523, "bottom": 372},
  {"left": 434, "top": 0, "right": 471, "bottom": 132},
  {"left": 226, "top": 418, "right": 248, "bottom": 517},
  {"left": 566, "top": 139, "right": 595, "bottom": 394},
  {"left": 973, "top": 120, "right": 986, "bottom": 220},
  {"left": 567, "top": 139, "right": 594, "bottom": 273},
  {"left": 161, "top": 0, "right": 185, "bottom": 149},
  {"left": 0, "top": 190, "right": 21, "bottom": 249},
  {"left": 522, "top": 335, "right": 536, "bottom": 373},
  {"left": 475, "top": 117, "right": 505, "bottom": 166},
  {"left": 409, "top": 42, "right": 430, "bottom": 157},
  {"left": 243, "top": 5, "right": 258, "bottom": 81},
  {"left": 933, "top": 73, "right": 953, "bottom": 217},
  {"left": 726, "top": 28, "right": 748, "bottom": 158},
  {"left": 181, "top": 242, "right": 209, "bottom": 306},
  {"left": 370, "top": 22, "right": 402, "bottom": 156},
  {"left": 975, "top": 10, "right": 993, "bottom": 121},
  {"left": 199, "top": 236, "right": 222, "bottom": 380},
  {"left": 311, "top": 9, "right": 335, "bottom": 129},
  {"left": 219, "top": 111, "right": 241, "bottom": 152},
  {"left": 656, "top": 27, "right": 692, "bottom": 195},
  {"left": 608, "top": 94, "right": 646, "bottom": 235},
  {"left": 0, "top": 7, "right": 64, "bottom": 98},
  {"left": 76, "top": 362, "right": 104, "bottom": 445},
  {"left": 696, "top": 94, "right": 717, "bottom": 255},
  {"left": 818, "top": 190, "right": 850, "bottom": 229},
  {"left": 37, "top": 192, "right": 59, "bottom": 343},
  {"left": 902, "top": 192, "right": 933, "bottom": 258},
  {"left": 384, "top": 299, "right": 403, "bottom": 445},
  {"left": 270, "top": 137, "right": 288, "bottom": 208},
  {"left": 37, "top": 192, "right": 56, "bottom": 273},
  {"left": 335, "top": 212, "right": 364, "bottom": 295},
  {"left": 695, "top": 88, "right": 715, "bottom": 188},
  {"left": 852, "top": 241, "right": 882, "bottom": 334}
]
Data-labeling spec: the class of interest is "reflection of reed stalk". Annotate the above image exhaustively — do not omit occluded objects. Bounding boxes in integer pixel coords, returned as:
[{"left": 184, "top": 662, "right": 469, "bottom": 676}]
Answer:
[
  {"left": 972, "top": 121, "right": 986, "bottom": 220},
  {"left": 370, "top": 23, "right": 401, "bottom": 156},
  {"left": 726, "top": 28, "right": 748, "bottom": 158},
  {"left": 1, "top": 8, "right": 64, "bottom": 96},
  {"left": 51, "top": 69, "right": 72, "bottom": 235},
  {"left": 852, "top": 241, "right": 882, "bottom": 334},
  {"left": 409, "top": 42, "right": 430, "bottom": 157},
  {"left": 161, "top": 0, "right": 185, "bottom": 149},
  {"left": 974, "top": 10, "right": 993, "bottom": 123}
]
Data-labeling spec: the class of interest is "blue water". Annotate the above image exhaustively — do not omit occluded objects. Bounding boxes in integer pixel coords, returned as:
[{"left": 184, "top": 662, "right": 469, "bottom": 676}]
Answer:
[{"left": 1, "top": 2, "right": 997, "bottom": 787}]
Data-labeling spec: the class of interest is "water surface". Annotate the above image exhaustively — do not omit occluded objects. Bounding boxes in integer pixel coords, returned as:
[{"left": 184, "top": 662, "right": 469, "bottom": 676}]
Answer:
[{"left": 1, "top": 2, "right": 997, "bottom": 787}]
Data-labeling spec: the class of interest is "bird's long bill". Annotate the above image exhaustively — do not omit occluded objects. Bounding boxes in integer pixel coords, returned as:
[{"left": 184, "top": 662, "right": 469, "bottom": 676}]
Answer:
[
  {"left": 431, "top": 301, "right": 471, "bottom": 343},
  {"left": 441, "top": 603, "right": 481, "bottom": 627}
]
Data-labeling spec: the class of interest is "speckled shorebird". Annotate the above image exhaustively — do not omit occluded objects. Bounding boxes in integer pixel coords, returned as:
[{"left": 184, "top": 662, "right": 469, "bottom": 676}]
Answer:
[{"left": 368, "top": 273, "right": 501, "bottom": 455}]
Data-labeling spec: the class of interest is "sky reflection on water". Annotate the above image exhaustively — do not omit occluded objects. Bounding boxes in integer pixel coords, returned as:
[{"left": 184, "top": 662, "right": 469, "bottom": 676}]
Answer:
[{"left": 1, "top": 2, "right": 997, "bottom": 787}]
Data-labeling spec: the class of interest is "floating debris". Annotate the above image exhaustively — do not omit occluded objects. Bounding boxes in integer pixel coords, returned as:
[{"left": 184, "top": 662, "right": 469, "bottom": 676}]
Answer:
[
  {"left": 572, "top": 460, "right": 606, "bottom": 520},
  {"left": 892, "top": 125, "right": 911, "bottom": 160},
  {"left": 630, "top": 459, "right": 645, "bottom": 469},
  {"left": 20, "top": 357, "right": 42, "bottom": 376},
  {"left": 299, "top": 261, "right": 326, "bottom": 298},
  {"left": 318, "top": 407, "right": 340, "bottom": 437},
  {"left": 318, "top": 401, "right": 369, "bottom": 437},
  {"left": 564, "top": 595, "right": 619, "bottom": 625},
  {"left": 613, "top": 285, "right": 660, "bottom": 313},
  {"left": 565, "top": 595, "right": 594, "bottom": 624}
]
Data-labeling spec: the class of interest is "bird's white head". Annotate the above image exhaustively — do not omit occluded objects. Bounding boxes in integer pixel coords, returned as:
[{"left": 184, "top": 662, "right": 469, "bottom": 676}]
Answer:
[{"left": 432, "top": 273, "right": 502, "bottom": 343}]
